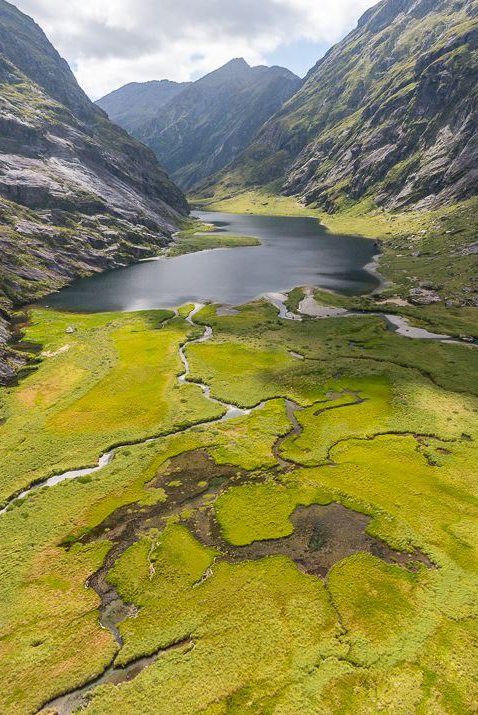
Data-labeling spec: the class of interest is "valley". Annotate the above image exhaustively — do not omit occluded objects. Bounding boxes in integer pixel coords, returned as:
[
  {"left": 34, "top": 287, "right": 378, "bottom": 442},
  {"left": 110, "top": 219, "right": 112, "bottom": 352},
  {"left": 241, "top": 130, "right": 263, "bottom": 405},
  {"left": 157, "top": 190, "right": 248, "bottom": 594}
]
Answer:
[{"left": 0, "top": 0, "right": 477, "bottom": 712}]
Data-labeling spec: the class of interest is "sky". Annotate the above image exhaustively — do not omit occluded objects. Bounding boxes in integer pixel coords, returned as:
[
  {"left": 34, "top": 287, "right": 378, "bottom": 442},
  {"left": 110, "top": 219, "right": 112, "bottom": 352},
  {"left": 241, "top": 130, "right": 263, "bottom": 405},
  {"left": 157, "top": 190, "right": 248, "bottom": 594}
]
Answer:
[{"left": 13, "top": 0, "right": 380, "bottom": 99}]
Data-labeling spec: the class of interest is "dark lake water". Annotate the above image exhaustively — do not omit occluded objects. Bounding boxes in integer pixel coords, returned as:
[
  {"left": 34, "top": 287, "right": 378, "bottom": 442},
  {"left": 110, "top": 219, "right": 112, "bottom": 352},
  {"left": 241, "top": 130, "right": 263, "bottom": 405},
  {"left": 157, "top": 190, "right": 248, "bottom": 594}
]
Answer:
[{"left": 41, "top": 211, "right": 379, "bottom": 312}]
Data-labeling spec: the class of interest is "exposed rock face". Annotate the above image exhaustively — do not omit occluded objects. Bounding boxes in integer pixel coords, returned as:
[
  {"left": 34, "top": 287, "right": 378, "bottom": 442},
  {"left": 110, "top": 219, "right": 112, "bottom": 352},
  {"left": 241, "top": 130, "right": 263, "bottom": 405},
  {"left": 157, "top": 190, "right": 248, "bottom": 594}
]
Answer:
[
  {"left": 97, "top": 80, "right": 191, "bottom": 134},
  {"left": 409, "top": 288, "right": 442, "bottom": 305},
  {"left": 0, "top": 314, "right": 20, "bottom": 384},
  {"left": 112, "top": 59, "right": 302, "bottom": 191},
  {"left": 212, "top": 0, "right": 478, "bottom": 212},
  {"left": 0, "top": 0, "right": 188, "bottom": 382}
]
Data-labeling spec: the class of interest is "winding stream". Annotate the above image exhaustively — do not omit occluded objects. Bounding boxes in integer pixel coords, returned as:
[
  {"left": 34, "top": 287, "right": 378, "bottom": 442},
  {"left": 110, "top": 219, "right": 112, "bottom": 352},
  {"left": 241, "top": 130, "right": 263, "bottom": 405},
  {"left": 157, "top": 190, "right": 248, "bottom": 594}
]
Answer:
[
  {"left": 179, "top": 304, "right": 252, "bottom": 420},
  {"left": 1, "top": 305, "right": 255, "bottom": 517},
  {"left": 276, "top": 288, "right": 477, "bottom": 346},
  {"left": 30, "top": 306, "right": 274, "bottom": 714},
  {"left": 11, "top": 298, "right": 448, "bottom": 713},
  {"left": 4, "top": 288, "right": 475, "bottom": 520}
]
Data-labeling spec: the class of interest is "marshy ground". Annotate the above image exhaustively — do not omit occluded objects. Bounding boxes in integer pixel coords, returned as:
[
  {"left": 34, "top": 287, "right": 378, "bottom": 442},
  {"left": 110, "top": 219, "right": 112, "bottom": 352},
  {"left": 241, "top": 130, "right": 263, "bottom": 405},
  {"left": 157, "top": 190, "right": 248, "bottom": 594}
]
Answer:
[{"left": 0, "top": 294, "right": 477, "bottom": 714}]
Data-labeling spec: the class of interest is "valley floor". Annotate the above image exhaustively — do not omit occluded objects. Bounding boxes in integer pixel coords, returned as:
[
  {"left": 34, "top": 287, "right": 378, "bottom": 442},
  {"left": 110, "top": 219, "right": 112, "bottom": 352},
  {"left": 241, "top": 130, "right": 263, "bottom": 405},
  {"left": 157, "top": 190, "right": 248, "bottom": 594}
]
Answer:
[{"left": 1, "top": 203, "right": 478, "bottom": 714}]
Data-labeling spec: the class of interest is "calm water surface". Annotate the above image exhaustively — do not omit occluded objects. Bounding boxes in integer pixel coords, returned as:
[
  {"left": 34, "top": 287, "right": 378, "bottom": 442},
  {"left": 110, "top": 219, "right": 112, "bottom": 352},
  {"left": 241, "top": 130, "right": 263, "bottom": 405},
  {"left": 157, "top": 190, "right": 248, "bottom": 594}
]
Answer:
[{"left": 41, "top": 212, "right": 379, "bottom": 312}]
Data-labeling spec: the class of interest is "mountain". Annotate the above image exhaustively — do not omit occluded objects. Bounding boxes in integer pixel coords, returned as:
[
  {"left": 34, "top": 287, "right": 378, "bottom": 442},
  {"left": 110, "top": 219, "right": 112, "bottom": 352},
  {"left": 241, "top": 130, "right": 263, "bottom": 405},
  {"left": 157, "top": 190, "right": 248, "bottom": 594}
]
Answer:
[
  {"left": 0, "top": 0, "right": 188, "bottom": 382},
  {"left": 97, "top": 80, "right": 191, "bottom": 134},
  {"left": 117, "top": 58, "right": 302, "bottom": 191},
  {"left": 204, "top": 0, "right": 478, "bottom": 213}
]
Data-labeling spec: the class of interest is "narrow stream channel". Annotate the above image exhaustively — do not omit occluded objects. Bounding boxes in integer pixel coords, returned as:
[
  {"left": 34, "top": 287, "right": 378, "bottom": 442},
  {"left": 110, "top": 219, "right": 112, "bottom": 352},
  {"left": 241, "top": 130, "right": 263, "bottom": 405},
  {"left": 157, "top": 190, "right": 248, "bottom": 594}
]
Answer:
[
  {"left": 4, "top": 291, "right": 475, "bottom": 520},
  {"left": 1, "top": 305, "right": 257, "bottom": 518}
]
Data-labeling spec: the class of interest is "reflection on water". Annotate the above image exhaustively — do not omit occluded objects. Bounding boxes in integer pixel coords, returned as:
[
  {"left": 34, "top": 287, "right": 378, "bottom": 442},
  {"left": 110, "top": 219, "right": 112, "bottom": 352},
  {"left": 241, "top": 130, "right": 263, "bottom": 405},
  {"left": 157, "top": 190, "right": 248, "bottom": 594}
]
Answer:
[{"left": 40, "top": 211, "right": 379, "bottom": 312}]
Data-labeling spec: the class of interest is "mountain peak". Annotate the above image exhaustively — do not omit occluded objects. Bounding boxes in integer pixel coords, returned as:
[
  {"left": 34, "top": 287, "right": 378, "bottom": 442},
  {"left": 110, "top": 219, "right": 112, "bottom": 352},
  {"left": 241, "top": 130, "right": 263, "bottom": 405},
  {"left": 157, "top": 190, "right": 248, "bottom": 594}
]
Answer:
[
  {"left": 199, "top": 57, "right": 251, "bottom": 83},
  {"left": 130, "top": 57, "right": 301, "bottom": 190},
  {"left": 224, "top": 57, "right": 250, "bottom": 69}
]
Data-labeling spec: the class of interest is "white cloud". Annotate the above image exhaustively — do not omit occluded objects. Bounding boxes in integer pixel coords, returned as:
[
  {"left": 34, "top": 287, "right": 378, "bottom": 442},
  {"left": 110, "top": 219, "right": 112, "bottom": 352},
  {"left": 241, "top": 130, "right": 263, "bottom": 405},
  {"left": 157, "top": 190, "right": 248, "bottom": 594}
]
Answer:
[{"left": 13, "top": 0, "right": 380, "bottom": 98}]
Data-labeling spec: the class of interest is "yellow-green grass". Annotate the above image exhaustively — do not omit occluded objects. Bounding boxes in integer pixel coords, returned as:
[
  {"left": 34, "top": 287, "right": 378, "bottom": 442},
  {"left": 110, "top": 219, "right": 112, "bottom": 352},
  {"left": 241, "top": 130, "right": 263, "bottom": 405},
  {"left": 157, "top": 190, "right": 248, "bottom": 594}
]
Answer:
[
  {"left": 1, "top": 299, "right": 478, "bottom": 713},
  {"left": 191, "top": 189, "right": 320, "bottom": 217},
  {"left": 215, "top": 482, "right": 297, "bottom": 545},
  {"left": 214, "top": 480, "right": 332, "bottom": 546},
  {"left": 193, "top": 188, "right": 478, "bottom": 308},
  {"left": 280, "top": 374, "right": 478, "bottom": 467},
  {"left": 0, "top": 398, "right": 294, "bottom": 713},
  {"left": 82, "top": 438, "right": 478, "bottom": 713},
  {"left": 190, "top": 302, "right": 478, "bottom": 403},
  {"left": 86, "top": 534, "right": 342, "bottom": 712},
  {"left": 209, "top": 398, "right": 291, "bottom": 470},
  {"left": 0, "top": 308, "right": 222, "bottom": 504},
  {"left": 167, "top": 232, "right": 260, "bottom": 257},
  {"left": 155, "top": 435, "right": 478, "bottom": 712},
  {"left": 186, "top": 339, "right": 328, "bottom": 407}
]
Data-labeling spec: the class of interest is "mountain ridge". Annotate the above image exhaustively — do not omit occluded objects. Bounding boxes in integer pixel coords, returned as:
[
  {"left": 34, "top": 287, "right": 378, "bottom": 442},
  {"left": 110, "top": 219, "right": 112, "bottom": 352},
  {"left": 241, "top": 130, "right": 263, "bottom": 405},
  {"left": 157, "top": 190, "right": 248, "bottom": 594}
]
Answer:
[
  {"left": 202, "top": 0, "right": 478, "bottom": 213},
  {"left": 97, "top": 79, "right": 191, "bottom": 133},
  {"left": 98, "top": 58, "right": 302, "bottom": 191}
]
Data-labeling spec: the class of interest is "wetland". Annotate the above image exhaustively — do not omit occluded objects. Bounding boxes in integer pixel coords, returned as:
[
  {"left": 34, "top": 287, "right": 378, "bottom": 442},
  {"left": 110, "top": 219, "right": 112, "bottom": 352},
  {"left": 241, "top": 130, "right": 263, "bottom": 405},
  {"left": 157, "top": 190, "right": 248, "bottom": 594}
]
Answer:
[{"left": 1, "top": 213, "right": 478, "bottom": 714}]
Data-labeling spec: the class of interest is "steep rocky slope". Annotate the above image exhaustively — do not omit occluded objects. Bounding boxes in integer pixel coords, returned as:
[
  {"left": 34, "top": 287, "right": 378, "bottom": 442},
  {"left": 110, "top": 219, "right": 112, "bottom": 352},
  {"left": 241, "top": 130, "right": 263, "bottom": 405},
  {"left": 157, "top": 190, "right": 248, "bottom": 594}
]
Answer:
[
  {"left": 97, "top": 80, "right": 191, "bottom": 134},
  {"left": 0, "top": 0, "right": 188, "bottom": 382},
  {"left": 130, "top": 59, "right": 301, "bottom": 191},
  {"left": 205, "top": 0, "right": 478, "bottom": 212}
]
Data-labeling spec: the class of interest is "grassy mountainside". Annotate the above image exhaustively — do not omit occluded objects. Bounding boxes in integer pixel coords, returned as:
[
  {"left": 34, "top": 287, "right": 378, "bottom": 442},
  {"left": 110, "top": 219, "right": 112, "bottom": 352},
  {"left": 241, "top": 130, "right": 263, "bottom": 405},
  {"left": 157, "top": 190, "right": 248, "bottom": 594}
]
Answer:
[
  {"left": 203, "top": 0, "right": 478, "bottom": 212},
  {"left": 97, "top": 80, "right": 191, "bottom": 134},
  {"left": 0, "top": 0, "right": 189, "bottom": 382},
  {"left": 133, "top": 59, "right": 302, "bottom": 191}
]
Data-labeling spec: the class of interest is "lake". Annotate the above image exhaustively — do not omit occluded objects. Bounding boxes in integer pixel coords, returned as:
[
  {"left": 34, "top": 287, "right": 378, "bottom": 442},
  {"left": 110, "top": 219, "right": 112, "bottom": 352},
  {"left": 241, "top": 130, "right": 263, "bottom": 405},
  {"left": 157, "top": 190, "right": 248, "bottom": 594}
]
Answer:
[{"left": 40, "top": 211, "right": 380, "bottom": 312}]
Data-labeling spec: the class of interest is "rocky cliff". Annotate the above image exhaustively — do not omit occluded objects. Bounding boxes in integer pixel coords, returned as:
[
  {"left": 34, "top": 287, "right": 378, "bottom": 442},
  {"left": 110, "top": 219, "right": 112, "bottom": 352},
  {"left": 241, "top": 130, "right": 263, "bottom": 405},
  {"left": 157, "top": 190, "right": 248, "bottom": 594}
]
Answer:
[
  {"left": 120, "top": 59, "right": 301, "bottom": 191},
  {"left": 206, "top": 0, "right": 478, "bottom": 213},
  {"left": 0, "top": 0, "right": 188, "bottom": 382}
]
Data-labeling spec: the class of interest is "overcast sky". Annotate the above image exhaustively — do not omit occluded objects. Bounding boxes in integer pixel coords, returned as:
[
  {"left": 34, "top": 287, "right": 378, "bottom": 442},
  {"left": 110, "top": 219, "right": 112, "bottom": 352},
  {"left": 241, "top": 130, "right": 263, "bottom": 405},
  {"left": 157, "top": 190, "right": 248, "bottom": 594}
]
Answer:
[{"left": 13, "top": 0, "right": 380, "bottom": 99}]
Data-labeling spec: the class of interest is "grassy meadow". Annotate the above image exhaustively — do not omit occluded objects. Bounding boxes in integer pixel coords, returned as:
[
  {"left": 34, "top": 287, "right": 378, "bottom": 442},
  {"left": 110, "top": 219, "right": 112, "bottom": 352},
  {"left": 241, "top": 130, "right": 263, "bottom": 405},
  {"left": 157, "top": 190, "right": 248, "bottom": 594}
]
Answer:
[{"left": 0, "top": 257, "right": 477, "bottom": 713}]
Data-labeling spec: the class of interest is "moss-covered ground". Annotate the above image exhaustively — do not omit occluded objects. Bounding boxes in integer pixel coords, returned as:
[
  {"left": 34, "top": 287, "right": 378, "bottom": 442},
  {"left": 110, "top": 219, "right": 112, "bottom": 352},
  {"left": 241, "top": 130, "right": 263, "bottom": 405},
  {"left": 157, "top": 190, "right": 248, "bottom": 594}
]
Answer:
[{"left": 0, "top": 287, "right": 477, "bottom": 713}]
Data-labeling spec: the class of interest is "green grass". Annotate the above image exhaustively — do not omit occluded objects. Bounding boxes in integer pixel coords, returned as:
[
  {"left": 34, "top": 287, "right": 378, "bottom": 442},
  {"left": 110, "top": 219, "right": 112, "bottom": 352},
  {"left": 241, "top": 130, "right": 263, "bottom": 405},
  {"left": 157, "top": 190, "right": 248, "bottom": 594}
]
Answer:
[
  {"left": 0, "top": 393, "right": 297, "bottom": 712},
  {"left": 89, "top": 552, "right": 341, "bottom": 713},
  {"left": 191, "top": 189, "right": 319, "bottom": 217},
  {"left": 0, "top": 308, "right": 223, "bottom": 504},
  {"left": 1, "top": 294, "right": 478, "bottom": 713},
  {"left": 192, "top": 188, "right": 478, "bottom": 313},
  {"left": 280, "top": 373, "right": 478, "bottom": 467},
  {"left": 168, "top": 231, "right": 260, "bottom": 257},
  {"left": 215, "top": 482, "right": 298, "bottom": 546}
]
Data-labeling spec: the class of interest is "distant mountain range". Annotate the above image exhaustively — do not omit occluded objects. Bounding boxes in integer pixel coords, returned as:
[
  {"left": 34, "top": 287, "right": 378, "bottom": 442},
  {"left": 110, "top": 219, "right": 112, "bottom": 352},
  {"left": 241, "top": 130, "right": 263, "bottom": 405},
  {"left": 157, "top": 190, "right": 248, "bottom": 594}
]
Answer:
[
  {"left": 97, "top": 59, "right": 302, "bottom": 191},
  {"left": 97, "top": 80, "right": 191, "bottom": 134},
  {"left": 203, "top": 0, "right": 478, "bottom": 212}
]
